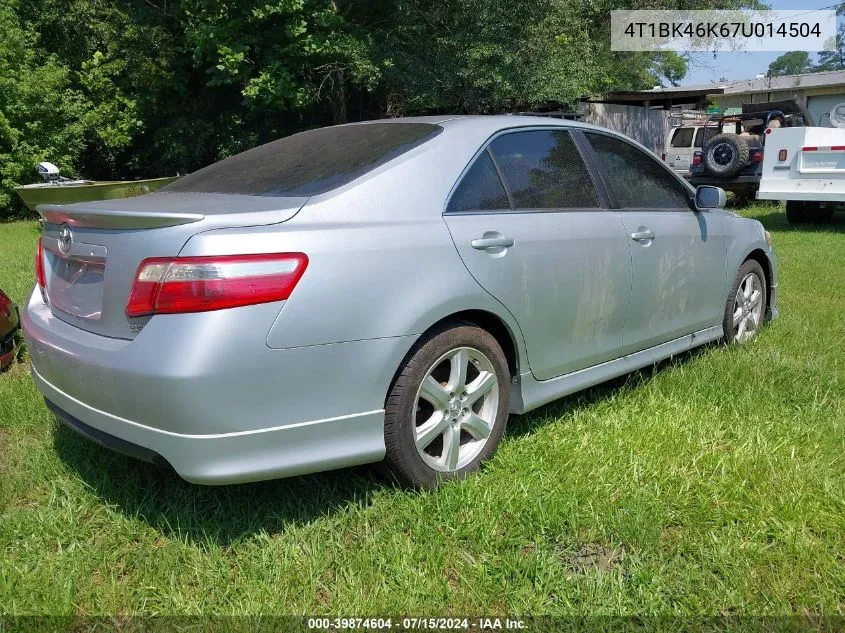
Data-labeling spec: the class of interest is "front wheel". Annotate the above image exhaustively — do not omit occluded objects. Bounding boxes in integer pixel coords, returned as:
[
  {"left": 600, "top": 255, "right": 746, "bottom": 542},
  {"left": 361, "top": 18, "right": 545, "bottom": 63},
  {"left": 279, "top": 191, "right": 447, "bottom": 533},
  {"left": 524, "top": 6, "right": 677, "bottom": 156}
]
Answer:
[
  {"left": 382, "top": 323, "right": 510, "bottom": 489},
  {"left": 723, "top": 260, "right": 767, "bottom": 344}
]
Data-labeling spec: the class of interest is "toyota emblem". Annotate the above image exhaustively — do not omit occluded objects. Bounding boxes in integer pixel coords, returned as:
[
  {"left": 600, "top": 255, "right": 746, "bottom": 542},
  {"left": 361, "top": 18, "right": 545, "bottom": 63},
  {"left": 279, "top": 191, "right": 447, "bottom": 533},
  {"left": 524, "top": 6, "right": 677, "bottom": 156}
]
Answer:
[{"left": 58, "top": 226, "right": 72, "bottom": 254}]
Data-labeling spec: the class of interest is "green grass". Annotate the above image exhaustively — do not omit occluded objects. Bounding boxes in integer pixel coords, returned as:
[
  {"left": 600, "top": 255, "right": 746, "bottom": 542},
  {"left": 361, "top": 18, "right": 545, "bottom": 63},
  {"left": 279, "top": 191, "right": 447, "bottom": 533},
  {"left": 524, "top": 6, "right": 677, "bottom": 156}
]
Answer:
[{"left": 1, "top": 205, "right": 843, "bottom": 617}]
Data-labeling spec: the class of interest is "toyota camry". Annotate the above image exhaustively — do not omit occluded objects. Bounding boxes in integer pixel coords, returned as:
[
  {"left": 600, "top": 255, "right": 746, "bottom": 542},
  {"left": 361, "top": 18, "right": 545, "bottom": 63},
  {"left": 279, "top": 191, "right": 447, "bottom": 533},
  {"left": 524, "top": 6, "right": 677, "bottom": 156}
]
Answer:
[{"left": 22, "top": 116, "right": 777, "bottom": 489}]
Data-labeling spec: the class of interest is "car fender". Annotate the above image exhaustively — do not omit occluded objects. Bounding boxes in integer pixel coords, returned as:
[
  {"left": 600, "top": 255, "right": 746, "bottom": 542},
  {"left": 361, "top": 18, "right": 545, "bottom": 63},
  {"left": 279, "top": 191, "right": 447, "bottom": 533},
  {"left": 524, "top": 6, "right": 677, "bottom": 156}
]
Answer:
[{"left": 723, "top": 219, "right": 777, "bottom": 307}]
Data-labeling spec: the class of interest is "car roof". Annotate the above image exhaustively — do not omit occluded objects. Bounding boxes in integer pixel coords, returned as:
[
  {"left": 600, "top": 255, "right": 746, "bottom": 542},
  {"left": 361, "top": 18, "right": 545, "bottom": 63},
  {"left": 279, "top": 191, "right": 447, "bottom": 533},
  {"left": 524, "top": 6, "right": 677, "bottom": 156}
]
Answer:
[{"left": 353, "top": 114, "right": 615, "bottom": 136}]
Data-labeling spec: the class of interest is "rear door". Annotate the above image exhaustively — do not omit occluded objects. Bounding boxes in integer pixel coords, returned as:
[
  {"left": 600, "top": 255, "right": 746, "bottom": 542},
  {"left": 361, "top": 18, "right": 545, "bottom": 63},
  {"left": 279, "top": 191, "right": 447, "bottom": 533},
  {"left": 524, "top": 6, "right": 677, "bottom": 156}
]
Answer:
[
  {"left": 668, "top": 127, "right": 695, "bottom": 174},
  {"left": 443, "top": 128, "right": 632, "bottom": 380},
  {"left": 580, "top": 131, "right": 728, "bottom": 353}
]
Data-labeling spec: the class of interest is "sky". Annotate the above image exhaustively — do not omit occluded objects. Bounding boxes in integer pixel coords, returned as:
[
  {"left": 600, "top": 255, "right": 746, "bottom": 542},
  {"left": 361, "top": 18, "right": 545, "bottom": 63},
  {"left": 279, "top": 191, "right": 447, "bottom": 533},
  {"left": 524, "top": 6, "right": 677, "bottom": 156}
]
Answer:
[{"left": 681, "top": 0, "right": 840, "bottom": 85}]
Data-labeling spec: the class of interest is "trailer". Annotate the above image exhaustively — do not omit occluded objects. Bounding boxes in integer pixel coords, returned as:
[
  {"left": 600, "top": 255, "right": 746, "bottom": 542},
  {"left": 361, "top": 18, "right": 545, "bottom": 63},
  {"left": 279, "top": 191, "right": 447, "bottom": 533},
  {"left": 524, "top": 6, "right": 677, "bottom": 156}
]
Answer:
[{"left": 757, "top": 126, "right": 845, "bottom": 223}]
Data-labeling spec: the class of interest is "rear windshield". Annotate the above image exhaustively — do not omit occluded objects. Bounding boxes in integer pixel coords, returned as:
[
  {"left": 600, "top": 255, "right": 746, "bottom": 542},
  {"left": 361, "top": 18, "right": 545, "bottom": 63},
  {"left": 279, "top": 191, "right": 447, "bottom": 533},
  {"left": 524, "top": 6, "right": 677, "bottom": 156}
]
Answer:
[{"left": 164, "top": 122, "right": 442, "bottom": 197}]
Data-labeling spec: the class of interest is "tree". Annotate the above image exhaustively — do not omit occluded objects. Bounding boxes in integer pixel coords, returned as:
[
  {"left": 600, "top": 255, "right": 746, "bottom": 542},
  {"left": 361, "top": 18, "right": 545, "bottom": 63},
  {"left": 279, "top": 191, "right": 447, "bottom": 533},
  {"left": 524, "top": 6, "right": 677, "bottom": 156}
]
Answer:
[
  {"left": 0, "top": 0, "right": 141, "bottom": 215},
  {"left": 1, "top": 0, "right": 764, "bottom": 218},
  {"left": 767, "top": 51, "right": 812, "bottom": 77},
  {"left": 815, "top": 6, "right": 845, "bottom": 72}
]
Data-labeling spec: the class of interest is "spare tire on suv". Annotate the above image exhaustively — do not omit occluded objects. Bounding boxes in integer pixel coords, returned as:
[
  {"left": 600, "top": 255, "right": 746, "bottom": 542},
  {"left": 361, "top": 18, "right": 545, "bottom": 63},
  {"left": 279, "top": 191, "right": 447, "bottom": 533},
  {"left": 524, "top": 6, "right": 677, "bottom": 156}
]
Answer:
[{"left": 703, "top": 133, "right": 750, "bottom": 177}]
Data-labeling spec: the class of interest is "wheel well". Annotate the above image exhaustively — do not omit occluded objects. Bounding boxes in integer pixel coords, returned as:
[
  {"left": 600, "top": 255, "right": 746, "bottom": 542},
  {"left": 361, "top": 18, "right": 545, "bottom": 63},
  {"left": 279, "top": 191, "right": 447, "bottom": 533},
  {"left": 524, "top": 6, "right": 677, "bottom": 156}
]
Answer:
[
  {"left": 744, "top": 249, "right": 773, "bottom": 313},
  {"left": 428, "top": 310, "right": 519, "bottom": 378}
]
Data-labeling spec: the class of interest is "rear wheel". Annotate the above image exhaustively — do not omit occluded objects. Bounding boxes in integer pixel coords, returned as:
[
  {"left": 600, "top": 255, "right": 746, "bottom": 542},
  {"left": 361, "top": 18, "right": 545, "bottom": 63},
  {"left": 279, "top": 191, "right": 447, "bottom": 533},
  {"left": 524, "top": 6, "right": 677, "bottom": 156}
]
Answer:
[
  {"left": 785, "top": 200, "right": 806, "bottom": 224},
  {"left": 805, "top": 202, "right": 833, "bottom": 224},
  {"left": 787, "top": 200, "right": 833, "bottom": 224},
  {"left": 383, "top": 323, "right": 510, "bottom": 489},
  {"left": 723, "top": 260, "right": 767, "bottom": 344}
]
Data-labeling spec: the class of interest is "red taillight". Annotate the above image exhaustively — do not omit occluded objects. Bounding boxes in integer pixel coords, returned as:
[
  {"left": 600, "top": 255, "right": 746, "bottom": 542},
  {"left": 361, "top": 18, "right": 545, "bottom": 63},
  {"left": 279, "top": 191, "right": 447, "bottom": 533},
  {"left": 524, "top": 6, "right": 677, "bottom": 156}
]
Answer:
[
  {"left": 751, "top": 150, "right": 763, "bottom": 163},
  {"left": 802, "top": 146, "right": 818, "bottom": 152},
  {"left": 35, "top": 237, "right": 46, "bottom": 290},
  {"left": 126, "top": 253, "right": 308, "bottom": 317},
  {"left": 692, "top": 152, "right": 702, "bottom": 166},
  {"left": 778, "top": 149, "right": 788, "bottom": 161}
]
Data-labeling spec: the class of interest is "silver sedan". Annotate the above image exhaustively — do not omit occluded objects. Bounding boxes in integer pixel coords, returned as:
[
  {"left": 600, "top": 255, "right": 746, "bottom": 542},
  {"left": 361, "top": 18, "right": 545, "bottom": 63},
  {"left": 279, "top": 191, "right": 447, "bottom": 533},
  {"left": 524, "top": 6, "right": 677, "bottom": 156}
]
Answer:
[{"left": 22, "top": 116, "right": 777, "bottom": 489}]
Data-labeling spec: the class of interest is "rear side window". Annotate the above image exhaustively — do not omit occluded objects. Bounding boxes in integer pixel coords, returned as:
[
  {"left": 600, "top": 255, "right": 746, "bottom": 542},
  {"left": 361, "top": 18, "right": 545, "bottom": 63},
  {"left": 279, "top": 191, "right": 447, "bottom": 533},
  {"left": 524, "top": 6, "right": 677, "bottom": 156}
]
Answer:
[
  {"left": 584, "top": 132, "right": 690, "bottom": 209},
  {"left": 693, "top": 128, "right": 705, "bottom": 148},
  {"left": 670, "top": 128, "right": 694, "bottom": 148},
  {"left": 447, "top": 151, "right": 511, "bottom": 212},
  {"left": 164, "top": 123, "right": 442, "bottom": 197},
  {"left": 488, "top": 130, "right": 599, "bottom": 209}
]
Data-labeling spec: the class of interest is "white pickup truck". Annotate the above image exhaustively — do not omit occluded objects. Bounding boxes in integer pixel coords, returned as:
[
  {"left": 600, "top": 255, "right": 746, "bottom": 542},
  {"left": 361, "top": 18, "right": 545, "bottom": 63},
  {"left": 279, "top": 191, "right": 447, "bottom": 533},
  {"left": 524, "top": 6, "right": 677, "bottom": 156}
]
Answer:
[{"left": 757, "top": 126, "right": 845, "bottom": 223}]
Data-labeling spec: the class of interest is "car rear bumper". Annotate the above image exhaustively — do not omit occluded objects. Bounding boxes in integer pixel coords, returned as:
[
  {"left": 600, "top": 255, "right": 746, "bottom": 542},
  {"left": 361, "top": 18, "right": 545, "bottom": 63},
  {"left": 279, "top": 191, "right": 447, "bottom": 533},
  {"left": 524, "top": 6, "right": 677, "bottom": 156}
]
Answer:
[
  {"left": 758, "top": 182, "right": 845, "bottom": 202},
  {"left": 21, "top": 287, "right": 412, "bottom": 484},
  {"left": 690, "top": 173, "right": 761, "bottom": 192},
  {"left": 35, "top": 367, "right": 385, "bottom": 484}
]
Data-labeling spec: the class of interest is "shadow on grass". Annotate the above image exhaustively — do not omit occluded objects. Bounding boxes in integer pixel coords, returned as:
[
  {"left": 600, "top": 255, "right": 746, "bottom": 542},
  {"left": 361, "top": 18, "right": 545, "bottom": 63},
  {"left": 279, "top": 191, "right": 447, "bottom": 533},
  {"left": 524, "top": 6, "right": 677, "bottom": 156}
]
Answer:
[
  {"left": 506, "top": 344, "right": 713, "bottom": 440},
  {"left": 52, "top": 344, "right": 715, "bottom": 546},
  {"left": 53, "top": 423, "right": 384, "bottom": 546},
  {"left": 749, "top": 206, "right": 845, "bottom": 234}
]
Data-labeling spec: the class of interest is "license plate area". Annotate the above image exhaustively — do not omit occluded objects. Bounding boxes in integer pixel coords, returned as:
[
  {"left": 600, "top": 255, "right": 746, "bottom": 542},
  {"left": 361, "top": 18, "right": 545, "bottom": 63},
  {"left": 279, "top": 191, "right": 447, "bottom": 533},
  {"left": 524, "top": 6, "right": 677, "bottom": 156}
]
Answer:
[{"left": 44, "top": 238, "right": 107, "bottom": 320}]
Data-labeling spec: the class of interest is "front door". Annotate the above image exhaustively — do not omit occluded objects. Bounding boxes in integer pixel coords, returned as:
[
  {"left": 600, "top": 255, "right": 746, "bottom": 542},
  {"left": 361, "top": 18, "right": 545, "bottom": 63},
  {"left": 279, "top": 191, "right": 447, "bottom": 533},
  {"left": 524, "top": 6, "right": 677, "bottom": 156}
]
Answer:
[
  {"left": 443, "top": 128, "right": 632, "bottom": 380},
  {"left": 581, "top": 131, "right": 728, "bottom": 353}
]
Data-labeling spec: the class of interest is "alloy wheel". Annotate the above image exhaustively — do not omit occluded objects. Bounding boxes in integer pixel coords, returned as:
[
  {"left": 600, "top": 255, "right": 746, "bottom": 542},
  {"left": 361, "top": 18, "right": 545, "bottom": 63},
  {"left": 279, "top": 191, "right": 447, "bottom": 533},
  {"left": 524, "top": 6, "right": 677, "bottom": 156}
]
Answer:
[
  {"left": 732, "top": 272, "right": 764, "bottom": 343},
  {"left": 413, "top": 346, "right": 499, "bottom": 472}
]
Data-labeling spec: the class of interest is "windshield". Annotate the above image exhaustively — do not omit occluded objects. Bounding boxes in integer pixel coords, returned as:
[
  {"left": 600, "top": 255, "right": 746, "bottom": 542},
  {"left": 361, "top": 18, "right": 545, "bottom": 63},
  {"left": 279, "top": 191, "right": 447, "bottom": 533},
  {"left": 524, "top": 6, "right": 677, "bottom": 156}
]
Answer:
[{"left": 164, "top": 122, "right": 442, "bottom": 197}]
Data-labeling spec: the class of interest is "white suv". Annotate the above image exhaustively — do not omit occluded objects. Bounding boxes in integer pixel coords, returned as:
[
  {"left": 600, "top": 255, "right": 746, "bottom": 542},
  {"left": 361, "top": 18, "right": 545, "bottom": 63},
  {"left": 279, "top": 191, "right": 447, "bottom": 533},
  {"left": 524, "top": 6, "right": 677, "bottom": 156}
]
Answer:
[{"left": 663, "top": 125, "right": 708, "bottom": 176}]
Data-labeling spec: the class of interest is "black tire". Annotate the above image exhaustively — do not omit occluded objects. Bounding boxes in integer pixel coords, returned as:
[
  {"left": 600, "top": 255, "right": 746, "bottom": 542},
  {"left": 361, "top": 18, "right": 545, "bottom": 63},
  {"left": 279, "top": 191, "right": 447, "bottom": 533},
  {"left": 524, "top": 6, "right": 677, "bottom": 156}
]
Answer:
[
  {"left": 804, "top": 201, "right": 833, "bottom": 224},
  {"left": 786, "top": 201, "right": 833, "bottom": 224},
  {"left": 785, "top": 200, "right": 806, "bottom": 224},
  {"left": 382, "top": 322, "right": 510, "bottom": 490},
  {"left": 703, "top": 133, "right": 750, "bottom": 177},
  {"left": 722, "top": 259, "right": 767, "bottom": 345}
]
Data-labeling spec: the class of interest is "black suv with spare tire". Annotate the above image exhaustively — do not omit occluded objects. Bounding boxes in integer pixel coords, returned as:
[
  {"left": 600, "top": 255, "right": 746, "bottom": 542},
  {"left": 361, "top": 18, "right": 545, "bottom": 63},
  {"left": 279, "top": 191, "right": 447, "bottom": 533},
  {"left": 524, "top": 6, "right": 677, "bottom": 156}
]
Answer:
[{"left": 689, "top": 100, "right": 811, "bottom": 205}]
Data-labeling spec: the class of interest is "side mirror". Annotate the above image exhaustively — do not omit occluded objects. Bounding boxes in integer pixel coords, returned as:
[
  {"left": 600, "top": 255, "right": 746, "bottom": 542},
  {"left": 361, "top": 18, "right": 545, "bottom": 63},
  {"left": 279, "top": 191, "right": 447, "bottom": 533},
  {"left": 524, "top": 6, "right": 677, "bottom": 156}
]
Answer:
[{"left": 695, "top": 185, "right": 726, "bottom": 210}]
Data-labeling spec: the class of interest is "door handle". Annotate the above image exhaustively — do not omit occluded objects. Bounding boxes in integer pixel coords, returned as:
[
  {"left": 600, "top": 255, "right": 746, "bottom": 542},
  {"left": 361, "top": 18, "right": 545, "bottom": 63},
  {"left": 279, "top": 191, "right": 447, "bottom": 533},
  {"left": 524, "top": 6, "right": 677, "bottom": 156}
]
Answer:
[
  {"left": 471, "top": 236, "right": 514, "bottom": 250},
  {"left": 630, "top": 229, "right": 655, "bottom": 242}
]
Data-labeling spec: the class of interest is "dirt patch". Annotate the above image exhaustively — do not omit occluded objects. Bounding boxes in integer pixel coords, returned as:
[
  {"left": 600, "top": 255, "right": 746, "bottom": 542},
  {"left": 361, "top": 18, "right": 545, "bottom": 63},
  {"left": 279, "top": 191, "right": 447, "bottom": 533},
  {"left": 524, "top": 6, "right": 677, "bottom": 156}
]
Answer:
[
  {"left": 315, "top": 587, "right": 332, "bottom": 606},
  {"left": 446, "top": 567, "right": 460, "bottom": 590},
  {"left": 561, "top": 542, "right": 625, "bottom": 576},
  {"left": 660, "top": 525, "right": 683, "bottom": 553},
  {"left": 519, "top": 543, "right": 536, "bottom": 556}
]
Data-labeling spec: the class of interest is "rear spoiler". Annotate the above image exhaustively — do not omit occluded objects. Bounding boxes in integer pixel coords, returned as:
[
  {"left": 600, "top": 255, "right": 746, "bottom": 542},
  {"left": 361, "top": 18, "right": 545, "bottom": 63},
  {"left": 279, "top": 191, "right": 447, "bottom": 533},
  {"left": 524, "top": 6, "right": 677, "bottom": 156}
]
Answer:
[
  {"left": 37, "top": 204, "right": 204, "bottom": 229},
  {"left": 36, "top": 192, "right": 309, "bottom": 229}
]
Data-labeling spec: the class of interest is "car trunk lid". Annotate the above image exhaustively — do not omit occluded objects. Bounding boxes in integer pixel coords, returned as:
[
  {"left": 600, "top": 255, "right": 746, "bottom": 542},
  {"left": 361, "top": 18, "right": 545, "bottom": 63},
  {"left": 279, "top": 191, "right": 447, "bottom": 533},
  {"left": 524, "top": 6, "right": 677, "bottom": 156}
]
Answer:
[{"left": 37, "top": 192, "right": 307, "bottom": 339}]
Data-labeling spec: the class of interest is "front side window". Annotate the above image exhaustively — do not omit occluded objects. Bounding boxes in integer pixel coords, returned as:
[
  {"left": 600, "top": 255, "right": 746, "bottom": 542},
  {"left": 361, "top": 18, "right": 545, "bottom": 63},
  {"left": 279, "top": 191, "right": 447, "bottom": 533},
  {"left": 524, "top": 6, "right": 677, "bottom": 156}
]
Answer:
[
  {"left": 670, "top": 128, "right": 694, "bottom": 148},
  {"left": 488, "top": 130, "right": 599, "bottom": 209},
  {"left": 584, "top": 133, "right": 691, "bottom": 209},
  {"left": 164, "top": 123, "right": 442, "bottom": 197}
]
